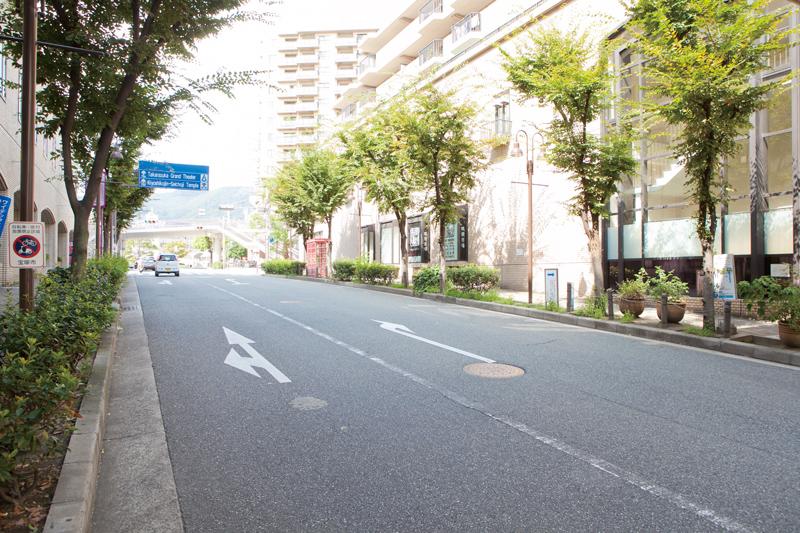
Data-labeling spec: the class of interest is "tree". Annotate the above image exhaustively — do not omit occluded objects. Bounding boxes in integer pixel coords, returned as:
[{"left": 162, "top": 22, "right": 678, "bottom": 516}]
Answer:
[
  {"left": 268, "top": 216, "right": 295, "bottom": 259},
  {"left": 628, "top": 0, "right": 791, "bottom": 328},
  {"left": 248, "top": 211, "right": 267, "bottom": 229},
  {"left": 163, "top": 240, "right": 190, "bottom": 258},
  {"left": 268, "top": 164, "right": 316, "bottom": 248},
  {"left": 341, "top": 99, "right": 420, "bottom": 287},
  {"left": 502, "top": 29, "right": 636, "bottom": 298},
  {"left": 228, "top": 241, "right": 247, "bottom": 260},
  {"left": 193, "top": 235, "right": 214, "bottom": 264},
  {"left": 399, "top": 86, "right": 485, "bottom": 293},
  {"left": 0, "top": 1, "right": 270, "bottom": 279}
]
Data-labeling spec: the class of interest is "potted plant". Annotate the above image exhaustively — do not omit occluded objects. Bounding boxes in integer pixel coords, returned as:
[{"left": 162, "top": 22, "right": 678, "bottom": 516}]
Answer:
[
  {"left": 617, "top": 268, "right": 649, "bottom": 317},
  {"left": 648, "top": 267, "right": 689, "bottom": 323},
  {"left": 738, "top": 276, "right": 800, "bottom": 348}
]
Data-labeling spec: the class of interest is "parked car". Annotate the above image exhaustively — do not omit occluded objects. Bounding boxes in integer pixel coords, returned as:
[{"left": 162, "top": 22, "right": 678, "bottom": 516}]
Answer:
[
  {"left": 138, "top": 256, "right": 156, "bottom": 272},
  {"left": 155, "top": 254, "right": 180, "bottom": 277}
]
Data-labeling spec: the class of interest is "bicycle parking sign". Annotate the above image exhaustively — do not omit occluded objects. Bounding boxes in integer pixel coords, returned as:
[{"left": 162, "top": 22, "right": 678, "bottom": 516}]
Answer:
[{"left": 9, "top": 222, "right": 45, "bottom": 268}]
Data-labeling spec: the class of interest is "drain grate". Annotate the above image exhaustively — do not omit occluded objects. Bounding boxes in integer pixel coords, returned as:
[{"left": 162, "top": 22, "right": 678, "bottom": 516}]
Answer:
[
  {"left": 121, "top": 305, "right": 140, "bottom": 312},
  {"left": 464, "top": 363, "right": 525, "bottom": 379}
]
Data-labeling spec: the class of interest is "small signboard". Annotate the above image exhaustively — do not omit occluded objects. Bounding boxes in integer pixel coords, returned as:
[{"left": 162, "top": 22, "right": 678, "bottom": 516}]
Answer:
[
  {"left": 138, "top": 160, "right": 209, "bottom": 191},
  {"left": 545, "top": 268, "right": 559, "bottom": 305},
  {"left": 0, "top": 195, "right": 10, "bottom": 238},
  {"left": 713, "top": 254, "right": 736, "bottom": 300},
  {"left": 9, "top": 222, "right": 45, "bottom": 268}
]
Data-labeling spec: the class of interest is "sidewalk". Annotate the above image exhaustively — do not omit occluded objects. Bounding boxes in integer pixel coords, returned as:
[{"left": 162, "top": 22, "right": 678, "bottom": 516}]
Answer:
[
  {"left": 91, "top": 281, "right": 182, "bottom": 532},
  {"left": 497, "top": 289, "right": 780, "bottom": 341}
]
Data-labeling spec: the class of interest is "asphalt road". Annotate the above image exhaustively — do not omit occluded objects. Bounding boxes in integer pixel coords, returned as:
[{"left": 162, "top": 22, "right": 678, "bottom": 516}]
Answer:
[{"left": 135, "top": 270, "right": 800, "bottom": 532}]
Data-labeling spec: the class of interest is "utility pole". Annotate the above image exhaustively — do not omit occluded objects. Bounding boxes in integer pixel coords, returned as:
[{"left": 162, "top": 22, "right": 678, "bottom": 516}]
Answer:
[{"left": 18, "top": 0, "right": 37, "bottom": 311}]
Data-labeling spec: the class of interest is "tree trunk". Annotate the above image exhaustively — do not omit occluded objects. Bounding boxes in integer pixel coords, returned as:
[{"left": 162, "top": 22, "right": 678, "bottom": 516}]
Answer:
[
  {"left": 399, "top": 225, "right": 409, "bottom": 288},
  {"left": 71, "top": 206, "right": 91, "bottom": 279},
  {"left": 326, "top": 217, "right": 333, "bottom": 277},
  {"left": 438, "top": 220, "right": 447, "bottom": 293},
  {"left": 702, "top": 240, "right": 715, "bottom": 330},
  {"left": 102, "top": 210, "right": 113, "bottom": 255},
  {"left": 587, "top": 229, "right": 604, "bottom": 298}
]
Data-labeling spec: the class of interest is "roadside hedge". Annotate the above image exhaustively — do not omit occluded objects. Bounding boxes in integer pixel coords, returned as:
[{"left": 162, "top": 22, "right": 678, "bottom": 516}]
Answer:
[
  {"left": 355, "top": 261, "right": 398, "bottom": 286},
  {"left": 0, "top": 256, "right": 128, "bottom": 506},
  {"left": 261, "top": 259, "right": 305, "bottom": 276},
  {"left": 413, "top": 264, "right": 500, "bottom": 294},
  {"left": 332, "top": 259, "right": 356, "bottom": 281}
]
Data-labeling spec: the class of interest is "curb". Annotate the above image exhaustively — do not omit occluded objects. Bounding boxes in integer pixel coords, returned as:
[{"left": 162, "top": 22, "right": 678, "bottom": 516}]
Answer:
[
  {"left": 44, "top": 297, "right": 122, "bottom": 532},
  {"left": 264, "top": 274, "right": 800, "bottom": 368}
]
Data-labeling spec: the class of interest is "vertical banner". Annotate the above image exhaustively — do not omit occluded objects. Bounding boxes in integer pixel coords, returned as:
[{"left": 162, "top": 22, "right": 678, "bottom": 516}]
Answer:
[
  {"left": 713, "top": 254, "right": 737, "bottom": 299},
  {"left": 0, "top": 195, "right": 10, "bottom": 238}
]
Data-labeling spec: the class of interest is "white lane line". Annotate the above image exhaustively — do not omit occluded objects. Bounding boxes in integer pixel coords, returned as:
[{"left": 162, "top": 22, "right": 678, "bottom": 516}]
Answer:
[
  {"left": 373, "top": 320, "right": 495, "bottom": 363},
  {"left": 206, "top": 283, "right": 754, "bottom": 532},
  {"left": 158, "top": 280, "right": 173, "bottom": 285}
]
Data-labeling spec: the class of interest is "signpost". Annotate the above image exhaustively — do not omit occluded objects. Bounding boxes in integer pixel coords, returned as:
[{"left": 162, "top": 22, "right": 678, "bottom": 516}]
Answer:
[
  {"left": 0, "top": 195, "right": 10, "bottom": 238},
  {"left": 545, "top": 268, "right": 559, "bottom": 306},
  {"left": 138, "top": 160, "right": 209, "bottom": 191},
  {"left": 9, "top": 222, "right": 45, "bottom": 268}
]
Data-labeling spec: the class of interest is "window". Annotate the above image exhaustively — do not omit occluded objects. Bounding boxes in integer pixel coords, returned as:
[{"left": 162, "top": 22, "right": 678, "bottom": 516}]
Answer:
[
  {"left": 380, "top": 222, "right": 401, "bottom": 264},
  {"left": 494, "top": 102, "right": 511, "bottom": 136},
  {"left": 361, "top": 225, "right": 375, "bottom": 260}
]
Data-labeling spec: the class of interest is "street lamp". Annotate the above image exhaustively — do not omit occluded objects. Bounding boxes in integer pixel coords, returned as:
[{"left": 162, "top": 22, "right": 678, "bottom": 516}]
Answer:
[{"left": 511, "top": 129, "right": 546, "bottom": 305}]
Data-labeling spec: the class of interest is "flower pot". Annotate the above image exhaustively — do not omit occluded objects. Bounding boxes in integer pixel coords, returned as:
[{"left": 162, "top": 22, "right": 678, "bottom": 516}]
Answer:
[
  {"left": 778, "top": 322, "right": 800, "bottom": 348},
  {"left": 619, "top": 297, "right": 645, "bottom": 317},
  {"left": 655, "top": 302, "right": 686, "bottom": 323}
]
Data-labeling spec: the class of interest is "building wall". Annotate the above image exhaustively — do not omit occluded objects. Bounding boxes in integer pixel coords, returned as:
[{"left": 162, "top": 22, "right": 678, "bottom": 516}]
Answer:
[
  {"left": 0, "top": 45, "right": 72, "bottom": 286},
  {"left": 327, "top": 0, "right": 628, "bottom": 301}
]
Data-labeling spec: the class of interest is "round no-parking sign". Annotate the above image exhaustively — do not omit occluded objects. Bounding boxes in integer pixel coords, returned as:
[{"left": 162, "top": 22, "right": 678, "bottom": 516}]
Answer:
[{"left": 8, "top": 222, "right": 45, "bottom": 268}]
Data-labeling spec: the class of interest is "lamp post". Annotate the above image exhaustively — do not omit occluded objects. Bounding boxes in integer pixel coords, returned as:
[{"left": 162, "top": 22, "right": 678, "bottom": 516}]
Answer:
[{"left": 511, "top": 129, "right": 545, "bottom": 305}]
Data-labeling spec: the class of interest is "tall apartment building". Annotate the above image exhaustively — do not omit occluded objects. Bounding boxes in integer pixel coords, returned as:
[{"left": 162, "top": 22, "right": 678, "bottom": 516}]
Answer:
[{"left": 274, "top": 29, "right": 376, "bottom": 165}]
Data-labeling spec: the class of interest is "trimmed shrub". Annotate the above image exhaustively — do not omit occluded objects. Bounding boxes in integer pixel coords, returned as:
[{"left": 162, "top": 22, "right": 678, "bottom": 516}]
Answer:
[
  {"left": 448, "top": 265, "right": 499, "bottom": 293},
  {"left": 413, "top": 266, "right": 442, "bottom": 293},
  {"left": 332, "top": 259, "right": 357, "bottom": 281},
  {"left": 261, "top": 259, "right": 305, "bottom": 276},
  {"left": 0, "top": 257, "right": 127, "bottom": 506},
  {"left": 355, "top": 261, "right": 398, "bottom": 285}
]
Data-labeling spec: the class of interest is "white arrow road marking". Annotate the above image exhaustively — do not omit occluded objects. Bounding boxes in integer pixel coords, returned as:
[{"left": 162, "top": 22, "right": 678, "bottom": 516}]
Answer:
[
  {"left": 225, "top": 278, "right": 248, "bottom": 285},
  {"left": 373, "top": 320, "right": 496, "bottom": 364},
  {"left": 158, "top": 280, "right": 172, "bottom": 285},
  {"left": 222, "top": 327, "right": 291, "bottom": 383}
]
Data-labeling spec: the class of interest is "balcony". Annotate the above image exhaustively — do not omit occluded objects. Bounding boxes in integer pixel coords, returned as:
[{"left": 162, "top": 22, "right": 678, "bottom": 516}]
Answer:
[
  {"left": 277, "top": 135, "right": 298, "bottom": 146},
  {"left": 336, "top": 53, "right": 358, "bottom": 63},
  {"left": 419, "top": 0, "right": 443, "bottom": 23},
  {"left": 358, "top": 54, "right": 377, "bottom": 76},
  {"left": 296, "top": 53, "right": 319, "bottom": 65},
  {"left": 296, "top": 134, "right": 318, "bottom": 145},
  {"left": 451, "top": 13, "right": 481, "bottom": 54},
  {"left": 296, "top": 85, "right": 318, "bottom": 97},
  {"left": 278, "top": 55, "right": 299, "bottom": 68},
  {"left": 295, "top": 38, "right": 318, "bottom": 49},
  {"left": 277, "top": 87, "right": 297, "bottom": 99},
  {"left": 419, "top": 39, "right": 444, "bottom": 67},
  {"left": 337, "top": 36, "right": 357, "bottom": 47},
  {"left": 297, "top": 70, "right": 318, "bottom": 81},
  {"left": 295, "top": 101, "right": 318, "bottom": 112},
  {"left": 335, "top": 68, "right": 357, "bottom": 80},
  {"left": 277, "top": 103, "right": 298, "bottom": 115}
]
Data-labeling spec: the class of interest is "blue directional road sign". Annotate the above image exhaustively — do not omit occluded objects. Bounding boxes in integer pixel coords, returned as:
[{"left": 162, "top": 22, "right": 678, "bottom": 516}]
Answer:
[
  {"left": 138, "top": 160, "right": 209, "bottom": 191},
  {"left": 0, "top": 195, "right": 10, "bottom": 238}
]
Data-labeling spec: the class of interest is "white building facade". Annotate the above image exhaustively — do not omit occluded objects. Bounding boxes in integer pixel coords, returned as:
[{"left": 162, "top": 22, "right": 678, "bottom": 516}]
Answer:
[{"left": 0, "top": 44, "right": 72, "bottom": 286}]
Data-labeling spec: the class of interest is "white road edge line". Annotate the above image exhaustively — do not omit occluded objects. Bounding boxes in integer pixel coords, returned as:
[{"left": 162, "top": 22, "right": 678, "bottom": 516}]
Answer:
[{"left": 206, "top": 283, "right": 754, "bottom": 533}]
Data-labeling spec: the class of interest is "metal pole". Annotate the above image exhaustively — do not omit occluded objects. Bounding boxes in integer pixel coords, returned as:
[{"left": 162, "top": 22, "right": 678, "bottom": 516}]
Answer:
[
  {"left": 566, "top": 282, "right": 574, "bottom": 312},
  {"left": 19, "top": 0, "right": 37, "bottom": 311},
  {"left": 607, "top": 288, "right": 615, "bottom": 320},
  {"left": 526, "top": 137, "right": 533, "bottom": 305}
]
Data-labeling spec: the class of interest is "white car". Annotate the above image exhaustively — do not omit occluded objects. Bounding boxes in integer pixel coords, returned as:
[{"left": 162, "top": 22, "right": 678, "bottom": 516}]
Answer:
[{"left": 155, "top": 254, "right": 180, "bottom": 277}]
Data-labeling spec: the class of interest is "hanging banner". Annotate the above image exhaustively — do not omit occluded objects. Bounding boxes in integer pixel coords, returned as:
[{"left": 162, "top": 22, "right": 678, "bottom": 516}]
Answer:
[{"left": 0, "top": 195, "right": 10, "bottom": 238}]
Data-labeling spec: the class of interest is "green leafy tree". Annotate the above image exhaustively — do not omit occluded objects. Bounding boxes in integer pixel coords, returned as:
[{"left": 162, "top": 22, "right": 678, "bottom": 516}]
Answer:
[
  {"left": 248, "top": 211, "right": 267, "bottom": 229},
  {"left": 502, "top": 29, "right": 636, "bottom": 297},
  {"left": 0, "top": 1, "right": 271, "bottom": 279},
  {"left": 268, "top": 164, "right": 316, "bottom": 248},
  {"left": 268, "top": 216, "right": 295, "bottom": 259},
  {"left": 193, "top": 235, "right": 214, "bottom": 264},
  {"left": 399, "top": 86, "right": 485, "bottom": 293},
  {"left": 228, "top": 241, "right": 247, "bottom": 260},
  {"left": 341, "top": 100, "right": 420, "bottom": 287},
  {"left": 163, "top": 240, "right": 190, "bottom": 258},
  {"left": 628, "top": 0, "right": 792, "bottom": 327}
]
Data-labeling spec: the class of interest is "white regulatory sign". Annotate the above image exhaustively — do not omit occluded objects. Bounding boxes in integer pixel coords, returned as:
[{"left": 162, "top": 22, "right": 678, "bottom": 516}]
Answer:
[{"left": 9, "top": 222, "right": 45, "bottom": 268}]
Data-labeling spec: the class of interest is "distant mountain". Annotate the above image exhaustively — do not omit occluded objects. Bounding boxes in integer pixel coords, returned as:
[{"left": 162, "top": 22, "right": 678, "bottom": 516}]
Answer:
[{"left": 140, "top": 186, "right": 256, "bottom": 223}]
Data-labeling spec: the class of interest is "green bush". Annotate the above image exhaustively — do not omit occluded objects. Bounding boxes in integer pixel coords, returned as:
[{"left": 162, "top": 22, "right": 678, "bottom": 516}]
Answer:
[
  {"left": 355, "top": 261, "right": 398, "bottom": 285},
  {"left": 647, "top": 267, "right": 688, "bottom": 303},
  {"left": 0, "top": 258, "right": 127, "bottom": 505},
  {"left": 261, "top": 259, "right": 305, "bottom": 276},
  {"left": 739, "top": 276, "right": 800, "bottom": 330},
  {"left": 574, "top": 293, "right": 608, "bottom": 319},
  {"left": 413, "top": 266, "right": 443, "bottom": 293},
  {"left": 447, "top": 289, "right": 514, "bottom": 305},
  {"left": 332, "top": 259, "right": 357, "bottom": 281},
  {"left": 448, "top": 265, "right": 499, "bottom": 293}
]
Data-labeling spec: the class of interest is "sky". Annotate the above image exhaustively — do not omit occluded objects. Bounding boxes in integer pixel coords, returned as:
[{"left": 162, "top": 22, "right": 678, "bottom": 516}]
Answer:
[{"left": 142, "top": 1, "right": 387, "bottom": 196}]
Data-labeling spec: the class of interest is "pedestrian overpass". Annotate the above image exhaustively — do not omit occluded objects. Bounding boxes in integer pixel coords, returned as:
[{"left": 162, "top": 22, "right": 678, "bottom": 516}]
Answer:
[{"left": 120, "top": 220, "right": 266, "bottom": 260}]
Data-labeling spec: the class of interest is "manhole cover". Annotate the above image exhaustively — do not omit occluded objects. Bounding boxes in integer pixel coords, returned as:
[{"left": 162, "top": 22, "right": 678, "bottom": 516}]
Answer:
[
  {"left": 290, "top": 396, "right": 328, "bottom": 411},
  {"left": 464, "top": 363, "right": 524, "bottom": 379}
]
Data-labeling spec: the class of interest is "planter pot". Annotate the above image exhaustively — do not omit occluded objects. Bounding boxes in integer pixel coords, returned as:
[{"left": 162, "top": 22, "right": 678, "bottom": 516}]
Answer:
[
  {"left": 655, "top": 302, "right": 686, "bottom": 323},
  {"left": 778, "top": 321, "right": 800, "bottom": 348},
  {"left": 619, "top": 297, "right": 645, "bottom": 317}
]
